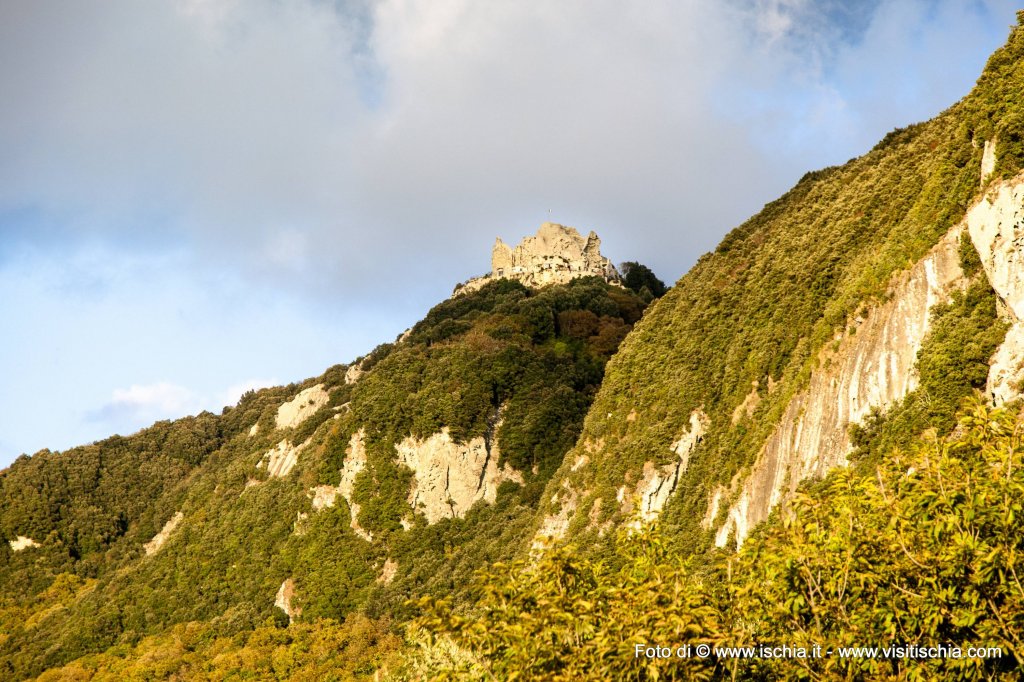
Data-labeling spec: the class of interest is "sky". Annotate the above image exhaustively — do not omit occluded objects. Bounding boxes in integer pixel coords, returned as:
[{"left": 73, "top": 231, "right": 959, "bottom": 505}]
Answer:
[{"left": 0, "top": 0, "right": 1018, "bottom": 467}]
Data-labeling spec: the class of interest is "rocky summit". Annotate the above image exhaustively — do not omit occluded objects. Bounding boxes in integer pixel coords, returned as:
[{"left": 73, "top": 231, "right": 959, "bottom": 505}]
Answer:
[{"left": 456, "top": 222, "right": 620, "bottom": 294}]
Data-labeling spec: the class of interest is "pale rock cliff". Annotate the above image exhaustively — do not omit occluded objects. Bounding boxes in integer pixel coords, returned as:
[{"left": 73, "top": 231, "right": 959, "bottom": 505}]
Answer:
[
  {"left": 344, "top": 363, "right": 364, "bottom": 385},
  {"left": 532, "top": 484, "right": 578, "bottom": 551},
  {"left": 457, "top": 223, "right": 620, "bottom": 294},
  {"left": 275, "top": 578, "right": 300, "bottom": 623},
  {"left": 627, "top": 409, "right": 709, "bottom": 528},
  {"left": 712, "top": 226, "right": 966, "bottom": 548},
  {"left": 309, "top": 429, "right": 372, "bottom": 541},
  {"left": 377, "top": 558, "right": 398, "bottom": 585},
  {"left": 397, "top": 426, "right": 523, "bottom": 524},
  {"left": 144, "top": 511, "right": 184, "bottom": 556},
  {"left": 258, "top": 438, "right": 309, "bottom": 478},
  {"left": 982, "top": 139, "right": 998, "bottom": 185},
  {"left": 276, "top": 384, "right": 329, "bottom": 429},
  {"left": 966, "top": 172, "right": 1024, "bottom": 404},
  {"left": 8, "top": 536, "right": 40, "bottom": 551}
]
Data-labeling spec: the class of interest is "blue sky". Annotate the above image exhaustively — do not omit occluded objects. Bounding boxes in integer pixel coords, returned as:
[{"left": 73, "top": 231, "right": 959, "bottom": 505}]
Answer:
[{"left": 0, "top": 0, "right": 1017, "bottom": 466}]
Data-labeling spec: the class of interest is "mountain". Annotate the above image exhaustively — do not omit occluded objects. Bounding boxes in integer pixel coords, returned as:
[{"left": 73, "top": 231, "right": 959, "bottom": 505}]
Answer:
[
  {"left": 5, "top": 15, "right": 1024, "bottom": 681},
  {"left": 0, "top": 224, "right": 649, "bottom": 679}
]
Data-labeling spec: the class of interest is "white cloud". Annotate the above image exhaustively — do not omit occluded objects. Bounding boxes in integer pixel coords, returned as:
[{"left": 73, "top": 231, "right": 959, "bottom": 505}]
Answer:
[
  {"left": 219, "top": 379, "right": 279, "bottom": 409},
  {"left": 0, "top": 0, "right": 1019, "bottom": 465},
  {"left": 91, "top": 377, "right": 280, "bottom": 434},
  {"left": 92, "top": 382, "right": 202, "bottom": 427}
]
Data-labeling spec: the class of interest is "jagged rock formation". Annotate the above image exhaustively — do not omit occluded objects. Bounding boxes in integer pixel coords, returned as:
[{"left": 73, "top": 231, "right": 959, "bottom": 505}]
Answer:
[
  {"left": 257, "top": 438, "right": 310, "bottom": 478},
  {"left": 967, "top": 171, "right": 1024, "bottom": 404},
  {"left": 309, "top": 429, "right": 372, "bottom": 541},
  {"left": 397, "top": 426, "right": 523, "bottom": 524},
  {"left": 457, "top": 222, "right": 620, "bottom": 294},
  {"left": 625, "top": 409, "right": 709, "bottom": 530},
  {"left": 712, "top": 225, "right": 966, "bottom": 547},
  {"left": 143, "top": 512, "right": 184, "bottom": 556}
]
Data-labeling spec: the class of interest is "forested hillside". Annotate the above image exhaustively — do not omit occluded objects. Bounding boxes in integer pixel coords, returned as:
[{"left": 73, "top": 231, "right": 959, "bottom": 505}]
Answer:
[
  {"left": 0, "top": 277, "right": 647, "bottom": 679},
  {"left": 535, "top": 10, "right": 1024, "bottom": 559},
  {"left": 6, "top": 12, "right": 1024, "bottom": 682}
]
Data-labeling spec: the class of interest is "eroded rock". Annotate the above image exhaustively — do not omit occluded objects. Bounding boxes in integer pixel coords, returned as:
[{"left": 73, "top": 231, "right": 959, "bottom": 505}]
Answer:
[
  {"left": 144, "top": 512, "right": 184, "bottom": 556},
  {"left": 309, "top": 429, "right": 372, "bottom": 541},
  {"left": 275, "top": 578, "right": 300, "bottom": 623},
  {"left": 8, "top": 536, "right": 40, "bottom": 551},
  {"left": 458, "top": 223, "right": 620, "bottom": 294},
  {"left": 260, "top": 438, "right": 309, "bottom": 478},
  {"left": 627, "top": 409, "right": 709, "bottom": 528},
  {"left": 713, "top": 226, "right": 966, "bottom": 548},
  {"left": 398, "top": 427, "right": 522, "bottom": 524},
  {"left": 276, "top": 384, "right": 329, "bottom": 430},
  {"left": 966, "top": 173, "right": 1024, "bottom": 404}
]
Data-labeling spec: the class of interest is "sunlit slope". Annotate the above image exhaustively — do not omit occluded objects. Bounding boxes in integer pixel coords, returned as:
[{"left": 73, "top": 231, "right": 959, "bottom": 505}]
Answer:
[
  {"left": 0, "top": 277, "right": 647, "bottom": 679},
  {"left": 537, "top": 16, "right": 1024, "bottom": 556}
]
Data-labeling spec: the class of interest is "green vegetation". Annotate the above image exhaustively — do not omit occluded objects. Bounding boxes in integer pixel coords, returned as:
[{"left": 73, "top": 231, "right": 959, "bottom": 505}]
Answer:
[
  {"left": 5, "top": 15, "right": 1024, "bottom": 682},
  {"left": 540, "top": 14, "right": 1024, "bottom": 556},
  {"left": 620, "top": 261, "right": 668, "bottom": 300},
  {"left": 417, "top": 399, "right": 1024, "bottom": 680},
  {"left": 0, "top": 277, "right": 647, "bottom": 679}
]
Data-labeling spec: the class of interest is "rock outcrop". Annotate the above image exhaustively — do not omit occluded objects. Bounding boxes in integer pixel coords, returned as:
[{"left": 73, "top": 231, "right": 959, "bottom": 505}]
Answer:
[
  {"left": 275, "top": 578, "right": 300, "bottom": 623},
  {"left": 276, "top": 384, "right": 329, "bottom": 430},
  {"left": 712, "top": 225, "right": 967, "bottom": 548},
  {"left": 144, "top": 512, "right": 184, "bottom": 556},
  {"left": 397, "top": 426, "right": 523, "bottom": 524},
  {"left": 966, "top": 172, "right": 1024, "bottom": 404},
  {"left": 309, "top": 429, "right": 372, "bottom": 541},
  {"left": 258, "top": 438, "right": 309, "bottom": 478},
  {"left": 457, "top": 223, "right": 620, "bottom": 294},
  {"left": 8, "top": 536, "right": 40, "bottom": 551},
  {"left": 628, "top": 409, "right": 709, "bottom": 528}
]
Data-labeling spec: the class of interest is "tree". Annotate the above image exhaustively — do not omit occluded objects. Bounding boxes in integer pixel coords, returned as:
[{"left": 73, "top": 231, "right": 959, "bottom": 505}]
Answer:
[{"left": 619, "top": 262, "right": 668, "bottom": 299}]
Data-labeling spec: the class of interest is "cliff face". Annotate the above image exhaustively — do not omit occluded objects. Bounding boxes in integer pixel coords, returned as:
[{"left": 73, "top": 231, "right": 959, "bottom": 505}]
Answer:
[
  {"left": 458, "top": 222, "right": 620, "bottom": 293},
  {"left": 532, "top": 22, "right": 1024, "bottom": 554},
  {"left": 968, "top": 174, "right": 1024, "bottom": 405},
  {"left": 712, "top": 225, "right": 966, "bottom": 547}
]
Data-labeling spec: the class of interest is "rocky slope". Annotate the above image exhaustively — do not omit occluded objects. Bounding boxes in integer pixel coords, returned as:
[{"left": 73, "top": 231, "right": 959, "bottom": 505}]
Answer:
[{"left": 533, "top": 24, "right": 1024, "bottom": 555}]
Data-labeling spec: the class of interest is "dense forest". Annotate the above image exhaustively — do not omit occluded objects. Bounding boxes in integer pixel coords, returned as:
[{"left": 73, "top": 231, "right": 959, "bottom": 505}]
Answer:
[{"left": 5, "top": 12, "right": 1024, "bottom": 682}]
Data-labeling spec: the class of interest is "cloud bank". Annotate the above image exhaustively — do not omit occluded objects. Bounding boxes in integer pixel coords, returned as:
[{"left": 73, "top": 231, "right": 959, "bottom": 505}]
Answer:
[{"left": 0, "top": 0, "right": 1017, "bottom": 463}]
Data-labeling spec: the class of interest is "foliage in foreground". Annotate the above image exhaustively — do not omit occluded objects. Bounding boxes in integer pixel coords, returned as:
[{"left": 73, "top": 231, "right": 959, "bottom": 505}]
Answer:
[
  {"left": 416, "top": 398, "right": 1024, "bottom": 680},
  {"left": 35, "top": 614, "right": 403, "bottom": 682}
]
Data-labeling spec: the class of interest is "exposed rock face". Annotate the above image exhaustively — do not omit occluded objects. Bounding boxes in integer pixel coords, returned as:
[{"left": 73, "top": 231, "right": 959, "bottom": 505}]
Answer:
[
  {"left": 8, "top": 536, "right": 40, "bottom": 551},
  {"left": 966, "top": 173, "right": 1024, "bottom": 404},
  {"left": 628, "top": 409, "right": 709, "bottom": 528},
  {"left": 309, "top": 429, "right": 372, "bottom": 541},
  {"left": 276, "top": 384, "right": 329, "bottom": 430},
  {"left": 458, "top": 223, "right": 620, "bottom": 294},
  {"left": 377, "top": 558, "right": 398, "bottom": 585},
  {"left": 144, "top": 512, "right": 184, "bottom": 556},
  {"left": 731, "top": 381, "right": 761, "bottom": 424},
  {"left": 982, "top": 139, "right": 998, "bottom": 185},
  {"left": 711, "top": 226, "right": 966, "bottom": 548},
  {"left": 397, "top": 426, "right": 522, "bottom": 524},
  {"left": 259, "top": 438, "right": 309, "bottom": 478},
  {"left": 344, "top": 363, "right": 364, "bottom": 385},
  {"left": 532, "top": 484, "right": 578, "bottom": 552},
  {"left": 275, "top": 578, "right": 300, "bottom": 623}
]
